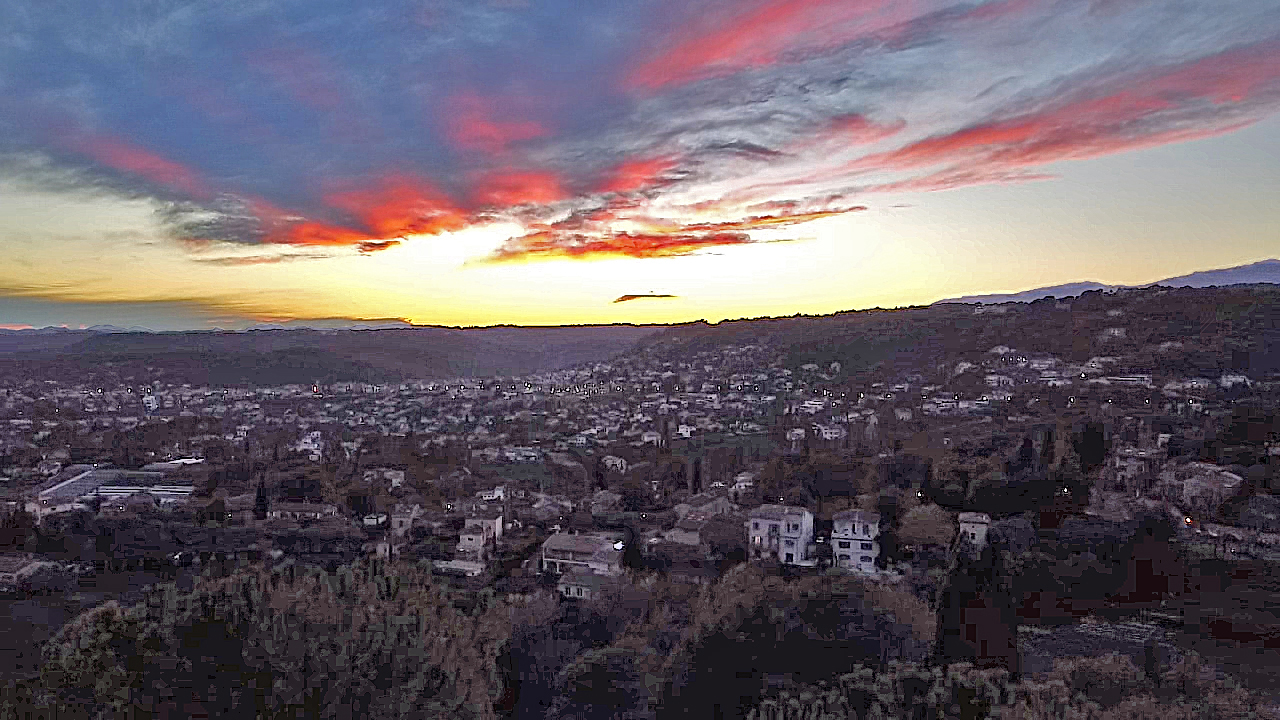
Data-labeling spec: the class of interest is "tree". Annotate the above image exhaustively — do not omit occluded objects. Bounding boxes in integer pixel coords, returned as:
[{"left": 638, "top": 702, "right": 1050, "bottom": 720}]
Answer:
[{"left": 899, "top": 504, "right": 955, "bottom": 547}]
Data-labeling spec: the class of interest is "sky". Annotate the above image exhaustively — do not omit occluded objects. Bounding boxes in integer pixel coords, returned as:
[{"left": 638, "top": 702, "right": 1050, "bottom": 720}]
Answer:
[{"left": 1, "top": 0, "right": 1278, "bottom": 330}]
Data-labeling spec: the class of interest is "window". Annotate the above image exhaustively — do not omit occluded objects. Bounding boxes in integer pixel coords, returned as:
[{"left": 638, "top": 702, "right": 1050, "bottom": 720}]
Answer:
[
  {"left": 576, "top": 587, "right": 583, "bottom": 597},
  {"left": 860, "top": 556, "right": 872, "bottom": 563},
  {"left": 785, "top": 553, "right": 794, "bottom": 563},
  {"left": 861, "top": 542, "right": 873, "bottom": 550},
  {"left": 839, "top": 554, "right": 850, "bottom": 561},
  {"left": 863, "top": 525, "right": 869, "bottom": 535},
  {"left": 770, "top": 524, "right": 779, "bottom": 533},
  {"left": 785, "top": 539, "right": 794, "bottom": 548},
  {"left": 753, "top": 522, "right": 759, "bottom": 530},
  {"left": 838, "top": 541, "right": 851, "bottom": 549},
  {"left": 970, "top": 532, "right": 977, "bottom": 540}
]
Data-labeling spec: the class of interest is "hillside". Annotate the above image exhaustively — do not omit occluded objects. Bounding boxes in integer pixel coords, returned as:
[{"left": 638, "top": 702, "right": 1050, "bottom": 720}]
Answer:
[
  {"left": 633, "top": 285, "right": 1280, "bottom": 378},
  {"left": 0, "top": 325, "right": 660, "bottom": 386}
]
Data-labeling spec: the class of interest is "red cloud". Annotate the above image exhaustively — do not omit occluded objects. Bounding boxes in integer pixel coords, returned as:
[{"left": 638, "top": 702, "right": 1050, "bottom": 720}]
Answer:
[
  {"left": 963, "top": 0, "right": 1036, "bottom": 21},
  {"left": 596, "top": 156, "right": 678, "bottom": 194},
  {"left": 472, "top": 171, "right": 566, "bottom": 207},
  {"left": 851, "top": 39, "right": 1280, "bottom": 184},
  {"left": 443, "top": 93, "right": 548, "bottom": 154},
  {"left": 325, "top": 175, "right": 469, "bottom": 237},
  {"left": 825, "top": 115, "right": 906, "bottom": 145},
  {"left": 625, "top": 0, "right": 916, "bottom": 91},
  {"left": 71, "top": 135, "right": 212, "bottom": 199}
]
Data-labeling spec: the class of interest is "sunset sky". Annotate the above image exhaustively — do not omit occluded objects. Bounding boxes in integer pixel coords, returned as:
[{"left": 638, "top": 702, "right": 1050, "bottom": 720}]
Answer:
[{"left": 1, "top": 0, "right": 1278, "bottom": 329}]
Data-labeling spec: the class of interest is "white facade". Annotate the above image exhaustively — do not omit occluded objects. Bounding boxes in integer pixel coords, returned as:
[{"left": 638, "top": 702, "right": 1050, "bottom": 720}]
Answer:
[
  {"left": 958, "top": 512, "right": 992, "bottom": 548},
  {"left": 832, "top": 510, "right": 880, "bottom": 573},
  {"left": 746, "top": 505, "right": 814, "bottom": 565},
  {"left": 477, "top": 485, "right": 506, "bottom": 502}
]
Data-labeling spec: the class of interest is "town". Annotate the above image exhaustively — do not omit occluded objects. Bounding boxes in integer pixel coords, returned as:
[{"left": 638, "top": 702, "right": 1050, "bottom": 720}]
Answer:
[{"left": 2, "top": 283, "right": 1279, "bottom": 718}]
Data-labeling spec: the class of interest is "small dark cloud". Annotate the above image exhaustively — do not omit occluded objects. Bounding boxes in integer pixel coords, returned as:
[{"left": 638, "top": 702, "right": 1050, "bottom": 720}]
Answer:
[
  {"left": 357, "top": 239, "right": 401, "bottom": 254},
  {"left": 613, "top": 293, "right": 678, "bottom": 303}
]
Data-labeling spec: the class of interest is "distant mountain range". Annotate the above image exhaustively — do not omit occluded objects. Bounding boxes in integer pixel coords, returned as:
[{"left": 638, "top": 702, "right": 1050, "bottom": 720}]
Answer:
[
  {"left": 936, "top": 259, "right": 1280, "bottom": 305},
  {"left": 0, "top": 325, "right": 661, "bottom": 384}
]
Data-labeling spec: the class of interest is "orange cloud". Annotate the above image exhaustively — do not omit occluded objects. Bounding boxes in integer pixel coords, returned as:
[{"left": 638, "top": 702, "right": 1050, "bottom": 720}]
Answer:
[
  {"left": 244, "top": 199, "right": 370, "bottom": 247},
  {"left": 227, "top": 176, "right": 470, "bottom": 249},
  {"left": 625, "top": 0, "right": 915, "bottom": 91},
  {"left": 484, "top": 205, "right": 859, "bottom": 262},
  {"left": 596, "top": 156, "right": 679, "bottom": 194},
  {"left": 71, "top": 135, "right": 212, "bottom": 199},
  {"left": 444, "top": 93, "right": 549, "bottom": 154},
  {"left": 325, "top": 175, "right": 469, "bottom": 237},
  {"left": 486, "top": 230, "right": 753, "bottom": 262},
  {"left": 681, "top": 208, "right": 860, "bottom": 232},
  {"left": 473, "top": 171, "right": 566, "bottom": 207}
]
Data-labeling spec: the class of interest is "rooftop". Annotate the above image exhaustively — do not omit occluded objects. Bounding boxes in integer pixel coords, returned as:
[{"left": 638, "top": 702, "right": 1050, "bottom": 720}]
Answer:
[
  {"left": 833, "top": 510, "right": 881, "bottom": 525},
  {"left": 749, "top": 504, "right": 810, "bottom": 521}
]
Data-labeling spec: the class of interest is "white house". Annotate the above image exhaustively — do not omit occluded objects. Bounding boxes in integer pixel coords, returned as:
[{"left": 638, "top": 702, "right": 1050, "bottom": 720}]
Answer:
[
  {"left": 832, "top": 510, "right": 880, "bottom": 573},
  {"left": 814, "top": 424, "right": 847, "bottom": 441},
  {"left": 746, "top": 504, "right": 814, "bottom": 565},
  {"left": 641, "top": 431, "right": 662, "bottom": 445},
  {"left": 958, "top": 512, "right": 992, "bottom": 549},
  {"left": 477, "top": 485, "right": 506, "bottom": 502},
  {"left": 540, "top": 532, "right": 625, "bottom": 576},
  {"left": 602, "top": 455, "right": 628, "bottom": 474}
]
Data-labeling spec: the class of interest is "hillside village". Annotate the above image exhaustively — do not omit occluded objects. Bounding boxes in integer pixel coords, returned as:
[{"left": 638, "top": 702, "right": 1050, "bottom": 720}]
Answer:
[{"left": 1, "top": 283, "right": 1279, "bottom": 718}]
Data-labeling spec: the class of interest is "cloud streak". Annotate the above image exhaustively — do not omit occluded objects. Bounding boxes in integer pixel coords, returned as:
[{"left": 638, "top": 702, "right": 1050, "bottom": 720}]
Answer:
[{"left": 614, "top": 293, "right": 678, "bottom": 303}]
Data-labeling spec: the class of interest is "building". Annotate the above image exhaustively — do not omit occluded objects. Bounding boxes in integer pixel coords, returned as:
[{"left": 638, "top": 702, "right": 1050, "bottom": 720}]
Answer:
[
  {"left": 665, "top": 511, "right": 713, "bottom": 546},
  {"left": 0, "top": 554, "right": 43, "bottom": 587},
  {"left": 958, "top": 512, "right": 992, "bottom": 548},
  {"left": 540, "top": 532, "right": 624, "bottom": 576},
  {"left": 363, "top": 468, "right": 406, "bottom": 489},
  {"left": 477, "top": 485, "right": 506, "bottom": 502},
  {"left": 268, "top": 502, "right": 339, "bottom": 522},
  {"left": 556, "top": 569, "right": 620, "bottom": 600},
  {"left": 746, "top": 504, "right": 814, "bottom": 564},
  {"left": 673, "top": 492, "right": 734, "bottom": 521},
  {"left": 832, "top": 509, "right": 880, "bottom": 573},
  {"left": 390, "top": 504, "right": 425, "bottom": 538},
  {"left": 457, "top": 512, "right": 503, "bottom": 562}
]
